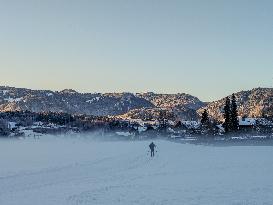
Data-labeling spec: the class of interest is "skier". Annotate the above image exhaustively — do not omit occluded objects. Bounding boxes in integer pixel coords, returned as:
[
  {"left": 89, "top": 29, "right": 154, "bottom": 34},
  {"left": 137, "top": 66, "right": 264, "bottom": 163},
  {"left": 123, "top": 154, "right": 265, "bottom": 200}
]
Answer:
[{"left": 149, "top": 142, "right": 156, "bottom": 157}]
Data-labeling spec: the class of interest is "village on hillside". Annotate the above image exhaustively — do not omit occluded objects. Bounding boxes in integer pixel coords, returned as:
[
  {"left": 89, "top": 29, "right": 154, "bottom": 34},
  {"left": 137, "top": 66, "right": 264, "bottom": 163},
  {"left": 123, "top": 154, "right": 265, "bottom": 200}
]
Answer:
[
  {"left": 0, "top": 87, "right": 272, "bottom": 140},
  {"left": 0, "top": 109, "right": 272, "bottom": 141}
]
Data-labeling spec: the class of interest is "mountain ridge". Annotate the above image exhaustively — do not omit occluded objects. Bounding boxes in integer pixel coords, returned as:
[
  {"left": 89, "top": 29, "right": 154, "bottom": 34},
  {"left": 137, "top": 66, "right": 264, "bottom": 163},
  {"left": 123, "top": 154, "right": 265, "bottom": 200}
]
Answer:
[
  {"left": 198, "top": 87, "right": 273, "bottom": 121},
  {"left": 0, "top": 86, "right": 272, "bottom": 121}
]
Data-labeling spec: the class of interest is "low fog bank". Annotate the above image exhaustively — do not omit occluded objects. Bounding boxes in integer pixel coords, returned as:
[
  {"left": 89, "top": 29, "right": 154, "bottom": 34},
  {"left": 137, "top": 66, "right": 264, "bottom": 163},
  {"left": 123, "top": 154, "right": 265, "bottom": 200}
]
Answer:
[{"left": 1, "top": 131, "right": 273, "bottom": 148}]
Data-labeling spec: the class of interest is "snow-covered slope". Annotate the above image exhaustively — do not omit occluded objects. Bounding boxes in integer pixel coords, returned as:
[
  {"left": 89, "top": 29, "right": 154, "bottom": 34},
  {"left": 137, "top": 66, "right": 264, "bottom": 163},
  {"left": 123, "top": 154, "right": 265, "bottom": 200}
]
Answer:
[
  {"left": 137, "top": 92, "right": 205, "bottom": 110},
  {"left": 0, "top": 136, "right": 273, "bottom": 205},
  {"left": 118, "top": 92, "right": 207, "bottom": 121},
  {"left": 0, "top": 86, "right": 154, "bottom": 116},
  {"left": 198, "top": 88, "right": 273, "bottom": 121},
  {"left": 2, "top": 86, "right": 273, "bottom": 121},
  {"left": 0, "top": 87, "right": 205, "bottom": 120}
]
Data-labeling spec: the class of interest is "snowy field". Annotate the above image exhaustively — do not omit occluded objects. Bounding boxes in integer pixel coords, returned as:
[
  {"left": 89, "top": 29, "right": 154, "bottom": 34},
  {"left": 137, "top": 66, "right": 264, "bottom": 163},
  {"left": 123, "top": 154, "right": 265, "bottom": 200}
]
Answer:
[{"left": 1, "top": 135, "right": 273, "bottom": 205}]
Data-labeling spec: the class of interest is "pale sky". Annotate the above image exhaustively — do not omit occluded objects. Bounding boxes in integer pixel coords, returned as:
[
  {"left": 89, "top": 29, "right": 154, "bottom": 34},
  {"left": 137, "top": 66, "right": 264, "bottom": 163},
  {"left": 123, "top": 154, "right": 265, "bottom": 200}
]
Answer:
[{"left": 0, "top": 0, "right": 272, "bottom": 101}]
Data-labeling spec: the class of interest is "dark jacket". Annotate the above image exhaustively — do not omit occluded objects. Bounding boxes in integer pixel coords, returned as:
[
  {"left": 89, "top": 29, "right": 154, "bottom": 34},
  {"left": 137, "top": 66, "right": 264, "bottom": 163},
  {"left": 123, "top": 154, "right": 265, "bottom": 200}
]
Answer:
[{"left": 149, "top": 143, "right": 156, "bottom": 150}]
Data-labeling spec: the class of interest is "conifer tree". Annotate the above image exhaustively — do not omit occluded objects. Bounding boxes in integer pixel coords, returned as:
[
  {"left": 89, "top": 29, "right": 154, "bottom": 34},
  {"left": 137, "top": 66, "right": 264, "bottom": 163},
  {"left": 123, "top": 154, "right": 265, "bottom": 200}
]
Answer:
[
  {"left": 158, "top": 110, "right": 167, "bottom": 131},
  {"left": 223, "top": 97, "right": 231, "bottom": 133},
  {"left": 201, "top": 109, "right": 209, "bottom": 125},
  {"left": 230, "top": 93, "right": 239, "bottom": 131}
]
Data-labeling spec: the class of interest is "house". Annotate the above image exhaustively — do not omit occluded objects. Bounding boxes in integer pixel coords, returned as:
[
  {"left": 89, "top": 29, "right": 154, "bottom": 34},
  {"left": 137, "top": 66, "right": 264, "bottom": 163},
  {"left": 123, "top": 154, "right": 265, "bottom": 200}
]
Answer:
[
  {"left": 239, "top": 117, "right": 256, "bottom": 130},
  {"left": 239, "top": 117, "right": 256, "bottom": 126},
  {"left": 8, "top": 122, "right": 17, "bottom": 130}
]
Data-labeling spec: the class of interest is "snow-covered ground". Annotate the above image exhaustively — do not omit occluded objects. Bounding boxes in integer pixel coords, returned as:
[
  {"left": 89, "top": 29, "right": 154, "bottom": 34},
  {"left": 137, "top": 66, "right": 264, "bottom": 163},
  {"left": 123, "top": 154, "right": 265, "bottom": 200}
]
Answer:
[{"left": 0, "top": 135, "right": 273, "bottom": 205}]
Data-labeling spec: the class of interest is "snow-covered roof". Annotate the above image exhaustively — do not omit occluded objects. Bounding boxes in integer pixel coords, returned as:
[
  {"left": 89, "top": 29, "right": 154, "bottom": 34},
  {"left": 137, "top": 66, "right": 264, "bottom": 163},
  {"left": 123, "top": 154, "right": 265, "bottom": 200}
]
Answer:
[
  {"left": 8, "top": 122, "right": 17, "bottom": 129},
  {"left": 182, "top": 121, "right": 200, "bottom": 129},
  {"left": 239, "top": 117, "right": 256, "bottom": 126},
  {"left": 128, "top": 119, "right": 158, "bottom": 126}
]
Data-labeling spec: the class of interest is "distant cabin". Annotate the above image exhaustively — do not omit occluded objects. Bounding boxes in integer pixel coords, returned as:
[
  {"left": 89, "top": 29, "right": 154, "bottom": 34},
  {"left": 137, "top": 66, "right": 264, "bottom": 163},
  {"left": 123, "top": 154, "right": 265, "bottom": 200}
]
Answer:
[
  {"left": 8, "top": 122, "right": 17, "bottom": 130},
  {"left": 239, "top": 117, "right": 256, "bottom": 130}
]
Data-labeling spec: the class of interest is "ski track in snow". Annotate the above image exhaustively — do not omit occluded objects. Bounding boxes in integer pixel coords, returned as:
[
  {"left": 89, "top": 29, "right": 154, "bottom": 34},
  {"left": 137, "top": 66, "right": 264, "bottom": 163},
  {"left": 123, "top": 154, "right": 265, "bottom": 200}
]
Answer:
[{"left": 0, "top": 137, "right": 273, "bottom": 205}]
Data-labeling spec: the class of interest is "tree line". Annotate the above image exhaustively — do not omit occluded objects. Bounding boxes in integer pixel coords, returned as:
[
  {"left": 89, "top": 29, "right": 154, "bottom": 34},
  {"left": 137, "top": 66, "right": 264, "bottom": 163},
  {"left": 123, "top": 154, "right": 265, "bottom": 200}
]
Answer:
[{"left": 201, "top": 93, "right": 239, "bottom": 134}]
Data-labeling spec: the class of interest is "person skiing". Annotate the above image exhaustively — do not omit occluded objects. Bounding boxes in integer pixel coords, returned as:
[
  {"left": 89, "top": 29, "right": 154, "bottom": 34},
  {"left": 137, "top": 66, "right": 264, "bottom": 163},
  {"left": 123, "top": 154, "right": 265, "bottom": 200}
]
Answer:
[{"left": 149, "top": 142, "right": 156, "bottom": 157}]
